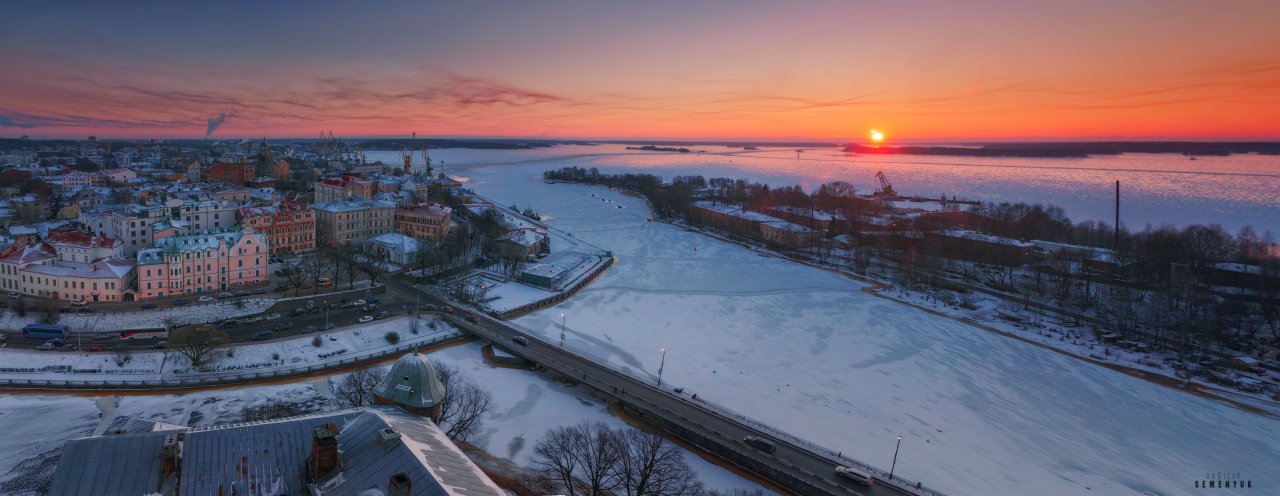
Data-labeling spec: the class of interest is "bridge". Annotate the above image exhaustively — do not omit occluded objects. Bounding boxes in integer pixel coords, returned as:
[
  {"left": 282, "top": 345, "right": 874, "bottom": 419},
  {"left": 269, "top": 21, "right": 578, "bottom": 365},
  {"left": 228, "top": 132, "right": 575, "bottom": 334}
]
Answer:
[{"left": 401, "top": 280, "right": 946, "bottom": 496}]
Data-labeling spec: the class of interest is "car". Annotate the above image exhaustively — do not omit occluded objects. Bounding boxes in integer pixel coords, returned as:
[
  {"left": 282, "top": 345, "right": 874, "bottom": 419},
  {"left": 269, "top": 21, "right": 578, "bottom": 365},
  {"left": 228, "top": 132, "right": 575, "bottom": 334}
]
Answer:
[
  {"left": 71, "top": 300, "right": 88, "bottom": 306},
  {"left": 217, "top": 292, "right": 234, "bottom": 300},
  {"left": 140, "top": 303, "right": 157, "bottom": 310},
  {"left": 358, "top": 315, "right": 374, "bottom": 324},
  {"left": 234, "top": 291, "right": 251, "bottom": 297},
  {"left": 743, "top": 436, "right": 776, "bottom": 454},
  {"left": 58, "top": 344, "right": 79, "bottom": 352},
  {"left": 251, "top": 288, "right": 267, "bottom": 295},
  {"left": 374, "top": 311, "right": 389, "bottom": 320},
  {"left": 7, "top": 292, "right": 21, "bottom": 299},
  {"left": 367, "top": 296, "right": 381, "bottom": 304},
  {"left": 318, "top": 278, "right": 333, "bottom": 287},
  {"left": 86, "top": 344, "right": 107, "bottom": 352},
  {"left": 36, "top": 342, "right": 56, "bottom": 351},
  {"left": 352, "top": 299, "right": 366, "bottom": 306},
  {"left": 92, "top": 333, "right": 112, "bottom": 341},
  {"left": 273, "top": 322, "right": 293, "bottom": 331},
  {"left": 263, "top": 313, "right": 281, "bottom": 320},
  {"left": 443, "top": 306, "right": 454, "bottom": 315},
  {"left": 77, "top": 307, "right": 95, "bottom": 313},
  {"left": 301, "top": 325, "right": 318, "bottom": 334},
  {"left": 419, "top": 304, "right": 436, "bottom": 312},
  {"left": 173, "top": 299, "right": 191, "bottom": 306},
  {"left": 197, "top": 295, "right": 215, "bottom": 302},
  {"left": 362, "top": 304, "right": 376, "bottom": 312},
  {"left": 319, "top": 322, "right": 336, "bottom": 331},
  {"left": 252, "top": 331, "right": 273, "bottom": 341},
  {"left": 512, "top": 336, "right": 529, "bottom": 346},
  {"left": 58, "top": 306, "right": 74, "bottom": 313},
  {"left": 835, "top": 466, "right": 874, "bottom": 486},
  {"left": 152, "top": 341, "right": 168, "bottom": 349},
  {"left": 289, "top": 308, "right": 307, "bottom": 317}
]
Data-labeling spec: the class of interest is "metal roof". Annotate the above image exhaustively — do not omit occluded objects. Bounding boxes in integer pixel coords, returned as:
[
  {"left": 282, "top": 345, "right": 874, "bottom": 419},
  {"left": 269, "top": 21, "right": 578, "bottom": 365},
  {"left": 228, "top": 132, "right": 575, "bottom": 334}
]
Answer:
[
  {"left": 376, "top": 353, "right": 446, "bottom": 410},
  {"left": 48, "top": 430, "right": 175, "bottom": 496}
]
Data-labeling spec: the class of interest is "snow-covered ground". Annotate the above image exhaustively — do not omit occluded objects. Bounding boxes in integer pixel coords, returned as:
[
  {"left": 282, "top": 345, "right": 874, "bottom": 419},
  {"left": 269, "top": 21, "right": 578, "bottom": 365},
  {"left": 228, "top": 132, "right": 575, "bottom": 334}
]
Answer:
[
  {"left": 0, "top": 341, "right": 763, "bottom": 495},
  {"left": 457, "top": 159, "right": 1280, "bottom": 496},
  {"left": 0, "top": 298, "right": 276, "bottom": 331},
  {"left": 0, "top": 315, "right": 458, "bottom": 384}
]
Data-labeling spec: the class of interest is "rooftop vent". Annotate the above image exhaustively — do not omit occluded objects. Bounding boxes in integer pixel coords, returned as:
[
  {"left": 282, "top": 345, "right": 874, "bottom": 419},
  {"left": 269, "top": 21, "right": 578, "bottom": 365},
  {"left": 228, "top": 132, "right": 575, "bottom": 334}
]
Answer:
[{"left": 379, "top": 427, "right": 402, "bottom": 449}]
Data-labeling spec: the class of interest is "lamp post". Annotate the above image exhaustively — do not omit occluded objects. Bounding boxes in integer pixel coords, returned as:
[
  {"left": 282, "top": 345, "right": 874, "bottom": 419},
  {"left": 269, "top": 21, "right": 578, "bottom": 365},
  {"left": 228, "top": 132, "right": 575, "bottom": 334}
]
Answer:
[
  {"left": 560, "top": 312, "right": 566, "bottom": 348},
  {"left": 890, "top": 435, "right": 902, "bottom": 479},
  {"left": 657, "top": 347, "right": 667, "bottom": 386}
]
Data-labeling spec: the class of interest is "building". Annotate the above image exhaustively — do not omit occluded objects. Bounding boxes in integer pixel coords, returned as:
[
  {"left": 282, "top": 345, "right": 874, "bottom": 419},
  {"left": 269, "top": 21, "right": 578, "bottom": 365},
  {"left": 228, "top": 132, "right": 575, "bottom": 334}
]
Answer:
[
  {"left": 0, "top": 231, "right": 134, "bottom": 302},
  {"left": 134, "top": 228, "right": 269, "bottom": 299},
  {"left": 395, "top": 203, "right": 451, "bottom": 241},
  {"left": 924, "top": 230, "right": 1038, "bottom": 266},
  {"left": 687, "top": 201, "right": 775, "bottom": 238},
  {"left": 363, "top": 232, "right": 420, "bottom": 265},
  {"left": 236, "top": 201, "right": 316, "bottom": 255},
  {"left": 312, "top": 199, "right": 395, "bottom": 247},
  {"left": 208, "top": 162, "right": 255, "bottom": 185},
  {"left": 769, "top": 205, "right": 835, "bottom": 231},
  {"left": 760, "top": 219, "right": 819, "bottom": 248},
  {"left": 519, "top": 251, "right": 594, "bottom": 289},
  {"left": 10, "top": 194, "right": 51, "bottom": 222},
  {"left": 81, "top": 199, "right": 241, "bottom": 256},
  {"left": 314, "top": 176, "right": 376, "bottom": 203},
  {"left": 495, "top": 227, "right": 550, "bottom": 258}
]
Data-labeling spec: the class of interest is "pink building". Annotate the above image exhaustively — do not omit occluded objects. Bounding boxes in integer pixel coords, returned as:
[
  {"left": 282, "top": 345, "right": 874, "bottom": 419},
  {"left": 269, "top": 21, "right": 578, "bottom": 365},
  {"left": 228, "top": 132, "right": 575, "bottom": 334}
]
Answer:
[
  {"left": 135, "top": 227, "right": 269, "bottom": 299},
  {"left": 0, "top": 231, "right": 135, "bottom": 302}
]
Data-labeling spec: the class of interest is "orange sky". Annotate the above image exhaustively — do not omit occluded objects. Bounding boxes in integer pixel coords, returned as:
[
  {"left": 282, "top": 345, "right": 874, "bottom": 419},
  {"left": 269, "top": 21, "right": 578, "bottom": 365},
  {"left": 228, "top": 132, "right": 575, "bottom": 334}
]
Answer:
[{"left": 2, "top": 1, "right": 1278, "bottom": 141}]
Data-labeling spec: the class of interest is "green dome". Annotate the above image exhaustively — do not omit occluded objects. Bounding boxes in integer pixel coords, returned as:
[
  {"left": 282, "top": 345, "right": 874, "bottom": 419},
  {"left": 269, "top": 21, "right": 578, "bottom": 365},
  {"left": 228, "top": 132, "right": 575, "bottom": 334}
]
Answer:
[{"left": 375, "top": 352, "right": 446, "bottom": 410}]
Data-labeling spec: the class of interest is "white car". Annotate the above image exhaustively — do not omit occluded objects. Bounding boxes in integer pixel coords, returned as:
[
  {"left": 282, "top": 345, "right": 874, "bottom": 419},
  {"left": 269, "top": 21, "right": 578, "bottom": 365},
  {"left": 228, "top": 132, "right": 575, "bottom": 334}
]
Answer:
[
  {"left": 7, "top": 292, "right": 20, "bottom": 299},
  {"left": 358, "top": 315, "right": 374, "bottom": 324},
  {"left": 197, "top": 295, "right": 215, "bottom": 302},
  {"left": 263, "top": 313, "right": 281, "bottom": 320}
]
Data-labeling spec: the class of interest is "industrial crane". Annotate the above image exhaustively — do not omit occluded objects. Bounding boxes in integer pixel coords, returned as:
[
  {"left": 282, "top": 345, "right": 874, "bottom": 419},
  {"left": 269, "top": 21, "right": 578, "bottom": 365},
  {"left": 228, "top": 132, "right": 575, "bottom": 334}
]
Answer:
[{"left": 874, "top": 171, "right": 897, "bottom": 197}]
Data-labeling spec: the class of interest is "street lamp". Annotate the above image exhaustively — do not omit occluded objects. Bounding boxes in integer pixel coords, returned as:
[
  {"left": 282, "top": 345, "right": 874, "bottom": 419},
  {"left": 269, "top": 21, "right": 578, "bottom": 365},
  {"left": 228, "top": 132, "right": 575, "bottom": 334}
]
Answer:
[
  {"left": 890, "top": 435, "right": 902, "bottom": 479},
  {"left": 559, "top": 312, "right": 566, "bottom": 348},
  {"left": 657, "top": 347, "right": 666, "bottom": 386}
]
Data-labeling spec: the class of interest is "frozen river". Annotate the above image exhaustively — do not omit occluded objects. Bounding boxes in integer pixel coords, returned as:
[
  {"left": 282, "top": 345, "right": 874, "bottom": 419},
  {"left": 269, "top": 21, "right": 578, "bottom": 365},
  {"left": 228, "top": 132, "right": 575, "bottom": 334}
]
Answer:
[{"left": 448, "top": 155, "right": 1279, "bottom": 496}]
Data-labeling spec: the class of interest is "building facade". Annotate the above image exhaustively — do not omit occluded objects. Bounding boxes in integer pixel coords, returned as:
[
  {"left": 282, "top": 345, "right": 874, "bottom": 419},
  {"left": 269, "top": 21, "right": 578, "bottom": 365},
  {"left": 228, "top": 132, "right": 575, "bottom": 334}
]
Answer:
[
  {"left": 0, "top": 232, "right": 134, "bottom": 302},
  {"left": 134, "top": 228, "right": 269, "bottom": 299},
  {"left": 236, "top": 201, "right": 316, "bottom": 255},
  {"left": 312, "top": 200, "right": 395, "bottom": 247},
  {"left": 314, "top": 176, "right": 376, "bottom": 203},
  {"left": 394, "top": 203, "right": 451, "bottom": 241}
]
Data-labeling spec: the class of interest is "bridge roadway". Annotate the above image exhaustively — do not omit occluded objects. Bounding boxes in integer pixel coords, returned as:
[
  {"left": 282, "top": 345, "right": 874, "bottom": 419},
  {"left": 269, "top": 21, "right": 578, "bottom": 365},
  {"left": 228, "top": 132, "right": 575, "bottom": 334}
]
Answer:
[{"left": 397, "top": 282, "right": 941, "bottom": 496}]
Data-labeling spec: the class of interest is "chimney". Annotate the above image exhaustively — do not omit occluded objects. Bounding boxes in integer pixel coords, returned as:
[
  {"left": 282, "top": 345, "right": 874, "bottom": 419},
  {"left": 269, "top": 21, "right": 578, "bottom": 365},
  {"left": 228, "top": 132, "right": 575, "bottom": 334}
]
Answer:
[
  {"left": 307, "top": 423, "right": 341, "bottom": 481},
  {"left": 388, "top": 473, "right": 411, "bottom": 496},
  {"left": 161, "top": 434, "right": 181, "bottom": 479}
]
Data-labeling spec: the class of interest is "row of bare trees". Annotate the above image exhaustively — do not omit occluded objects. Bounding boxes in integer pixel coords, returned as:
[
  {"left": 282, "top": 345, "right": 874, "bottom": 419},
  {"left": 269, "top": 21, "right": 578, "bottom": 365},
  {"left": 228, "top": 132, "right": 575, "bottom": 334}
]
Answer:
[{"left": 533, "top": 421, "right": 702, "bottom": 496}]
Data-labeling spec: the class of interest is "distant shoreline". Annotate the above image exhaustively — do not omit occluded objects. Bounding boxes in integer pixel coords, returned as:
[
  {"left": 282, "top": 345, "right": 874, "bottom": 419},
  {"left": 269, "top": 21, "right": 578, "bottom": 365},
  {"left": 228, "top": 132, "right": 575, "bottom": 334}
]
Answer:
[{"left": 845, "top": 142, "right": 1280, "bottom": 158}]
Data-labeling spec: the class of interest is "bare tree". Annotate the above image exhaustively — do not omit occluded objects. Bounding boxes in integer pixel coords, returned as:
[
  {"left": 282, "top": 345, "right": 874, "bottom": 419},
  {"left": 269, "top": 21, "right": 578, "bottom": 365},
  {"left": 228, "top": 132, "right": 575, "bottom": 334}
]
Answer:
[
  {"left": 301, "top": 254, "right": 325, "bottom": 295},
  {"left": 169, "top": 324, "right": 227, "bottom": 366},
  {"left": 37, "top": 302, "right": 60, "bottom": 325},
  {"left": 331, "top": 366, "right": 386, "bottom": 407},
  {"left": 616, "top": 429, "right": 702, "bottom": 496},
  {"left": 436, "top": 362, "right": 495, "bottom": 443},
  {"left": 534, "top": 424, "right": 583, "bottom": 496},
  {"left": 281, "top": 263, "right": 307, "bottom": 296}
]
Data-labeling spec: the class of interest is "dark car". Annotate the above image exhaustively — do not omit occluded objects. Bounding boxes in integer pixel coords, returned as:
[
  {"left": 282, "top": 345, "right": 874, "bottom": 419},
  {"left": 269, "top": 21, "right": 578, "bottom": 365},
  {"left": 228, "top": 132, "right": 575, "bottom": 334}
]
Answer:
[
  {"left": 217, "top": 292, "right": 234, "bottom": 300},
  {"left": 173, "top": 299, "right": 191, "bottom": 306},
  {"left": 512, "top": 336, "right": 529, "bottom": 346},
  {"left": 301, "top": 325, "right": 318, "bottom": 334},
  {"left": 273, "top": 322, "right": 293, "bottom": 331},
  {"left": 77, "top": 307, "right": 95, "bottom": 313},
  {"left": 319, "top": 322, "right": 336, "bottom": 331},
  {"left": 92, "top": 333, "right": 112, "bottom": 341},
  {"left": 443, "top": 306, "right": 454, "bottom": 315},
  {"left": 251, "top": 288, "right": 268, "bottom": 295},
  {"left": 252, "top": 331, "right": 273, "bottom": 341},
  {"left": 367, "top": 296, "right": 381, "bottom": 304},
  {"left": 743, "top": 436, "right": 776, "bottom": 454},
  {"left": 419, "top": 304, "right": 436, "bottom": 312},
  {"left": 58, "top": 306, "right": 74, "bottom": 313},
  {"left": 468, "top": 315, "right": 480, "bottom": 324},
  {"left": 217, "top": 320, "right": 239, "bottom": 329},
  {"left": 234, "top": 291, "right": 250, "bottom": 297},
  {"left": 373, "top": 311, "right": 389, "bottom": 320},
  {"left": 362, "top": 304, "right": 376, "bottom": 312},
  {"left": 140, "top": 303, "right": 157, "bottom": 310}
]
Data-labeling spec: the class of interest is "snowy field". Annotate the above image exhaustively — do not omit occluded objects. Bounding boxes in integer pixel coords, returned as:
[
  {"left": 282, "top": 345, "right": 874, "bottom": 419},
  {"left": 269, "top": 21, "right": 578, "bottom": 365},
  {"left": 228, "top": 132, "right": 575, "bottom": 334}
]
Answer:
[
  {"left": 455, "top": 158, "right": 1280, "bottom": 496},
  {"left": 0, "top": 298, "right": 276, "bottom": 332},
  {"left": 0, "top": 341, "right": 763, "bottom": 495}
]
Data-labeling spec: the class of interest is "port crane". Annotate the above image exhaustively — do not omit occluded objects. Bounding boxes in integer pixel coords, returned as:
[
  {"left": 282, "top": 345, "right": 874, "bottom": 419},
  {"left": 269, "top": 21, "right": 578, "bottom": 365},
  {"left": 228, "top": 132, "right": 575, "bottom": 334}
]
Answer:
[{"left": 874, "top": 171, "right": 897, "bottom": 197}]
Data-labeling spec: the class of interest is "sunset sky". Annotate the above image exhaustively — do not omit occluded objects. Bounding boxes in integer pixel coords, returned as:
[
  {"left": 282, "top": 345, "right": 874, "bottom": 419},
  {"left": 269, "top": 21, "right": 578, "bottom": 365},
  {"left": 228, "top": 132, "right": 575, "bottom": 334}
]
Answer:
[{"left": 2, "top": 1, "right": 1278, "bottom": 141}]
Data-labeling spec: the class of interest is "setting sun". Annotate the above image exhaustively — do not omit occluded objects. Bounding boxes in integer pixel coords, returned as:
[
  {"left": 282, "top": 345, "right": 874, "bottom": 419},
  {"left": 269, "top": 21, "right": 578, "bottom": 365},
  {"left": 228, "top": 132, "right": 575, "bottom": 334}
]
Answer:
[{"left": 869, "top": 129, "right": 885, "bottom": 143}]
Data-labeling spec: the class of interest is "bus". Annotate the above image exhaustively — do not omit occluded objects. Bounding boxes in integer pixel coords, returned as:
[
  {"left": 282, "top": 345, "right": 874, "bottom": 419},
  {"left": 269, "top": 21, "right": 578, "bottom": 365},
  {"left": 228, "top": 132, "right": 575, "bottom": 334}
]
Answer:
[
  {"left": 22, "top": 324, "right": 68, "bottom": 340},
  {"left": 119, "top": 326, "right": 170, "bottom": 340}
]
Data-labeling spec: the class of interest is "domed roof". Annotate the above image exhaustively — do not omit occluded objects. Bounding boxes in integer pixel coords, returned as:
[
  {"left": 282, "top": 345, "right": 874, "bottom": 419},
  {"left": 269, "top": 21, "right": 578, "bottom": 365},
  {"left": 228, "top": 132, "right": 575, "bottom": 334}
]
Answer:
[{"left": 375, "top": 352, "right": 446, "bottom": 410}]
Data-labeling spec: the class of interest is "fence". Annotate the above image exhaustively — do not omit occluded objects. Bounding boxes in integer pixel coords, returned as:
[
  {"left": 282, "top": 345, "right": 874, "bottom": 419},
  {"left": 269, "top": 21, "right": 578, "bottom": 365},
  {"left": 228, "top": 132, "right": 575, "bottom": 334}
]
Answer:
[{"left": 0, "top": 331, "right": 465, "bottom": 391}]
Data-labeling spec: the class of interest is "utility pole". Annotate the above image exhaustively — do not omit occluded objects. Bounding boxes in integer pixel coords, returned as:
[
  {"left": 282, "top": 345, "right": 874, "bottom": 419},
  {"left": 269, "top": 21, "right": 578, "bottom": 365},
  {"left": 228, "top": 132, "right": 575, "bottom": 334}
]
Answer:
[
  {"left": 657, "top": 347, "right": 667, "bottom": 386},
  {"left": 890, "top": 435, "right": 902, "bottom": 479},
  {"left": 560, "top": 312, "right": 566, "bottom": 347}
]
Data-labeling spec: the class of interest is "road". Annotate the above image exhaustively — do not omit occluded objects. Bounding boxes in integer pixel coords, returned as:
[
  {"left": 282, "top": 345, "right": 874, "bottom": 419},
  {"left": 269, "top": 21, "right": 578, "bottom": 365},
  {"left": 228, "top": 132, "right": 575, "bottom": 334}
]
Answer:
[{"left": 402, "top": 282, "right": 935, "bottom": 496}]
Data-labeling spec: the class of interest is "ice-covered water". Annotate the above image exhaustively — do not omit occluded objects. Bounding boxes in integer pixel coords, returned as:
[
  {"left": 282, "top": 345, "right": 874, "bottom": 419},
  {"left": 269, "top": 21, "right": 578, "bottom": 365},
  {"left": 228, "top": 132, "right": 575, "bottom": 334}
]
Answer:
[
  {"left": 454, "top": 159, "right": 1279, "bottom": 496},
  {"left": 371, "top": 144, "right": 1280, "bottom": 234}
]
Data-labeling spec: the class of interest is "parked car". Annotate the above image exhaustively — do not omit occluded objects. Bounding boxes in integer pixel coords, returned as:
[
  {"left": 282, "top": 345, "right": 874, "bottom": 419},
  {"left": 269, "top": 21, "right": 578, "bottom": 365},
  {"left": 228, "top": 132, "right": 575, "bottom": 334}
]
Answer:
[
  {"left": 358, "top": 315, "right": 374, "bottom": 324},
  {"left": 58, "top": 306, "right": 74, "bottom": 313},
  {"left": 352, "top": 299, "right": 366, "bottom": 306},
  {"left": 77, "top": 307, "right": 95, "bottom": 313},
  {"left": 86, "top": 344, "right": 107, "bottom": 352},
  {"left": 289, "top": 308, "right": 307, "bottom": 317},
  {"left": 217, "top": 320, "right": 239, "bottom": 328},
  {"left": 374, "top": 311, "right": 389, "bottom": 320},
  {"left": 319, "top": 322, "right": 336, "bottom": 331},
  {"left": 197, "top": 295, "right": 215, "bottom": 303},
  {"left": 251, "top": 288, "right": 267, "bottom": 295},
  {"left": 252, "top": 331, "right": 273, "bottom": 341},
  {"left": 362, "top": 304, "right": 376, "bottom": 312},
  {"left": 743, "top": 436, "right": 776, "bottom": 454},
  {"left": 234, "top": 291, "right": 251, "bottom": 297},
  {"left": 92, "top": 333, "right": 112, "bottom": 341},
  {"left": 834, "top": 466, "right": 874, "bottom": 486},
  {"left": 173, "top": 299, "right": 191, "bottom": 306},
  {"left": 512, "top": 336, "right": 529, "bottom": 346},
  {"left": 263, "top": 313, "right": 281, "bottom": 320},
  {"left": 217, "top": 292, "right": 234, "bottom": 300},
  {"left": 140, "top": 303, "right": 157, "bottom": 310},
  {"left": 152, "top": 341, "right": 168, "bottom": 350},
  {"left": 273, "top": 322, "right": 293, "bottom": 331},
  {"left": 36, "top": 342, "right": 56, "bottom": 351},
  {"left": 7, "top": 292, "right": 20, "bottom": 299},
  {"left": 419, "top": 304, "right": 436, "bottom": 312},
  {"left": 318, "top": 278, "right": 333, "bottom": 287},
  {"left": 301, "top": 325, "right": 318, "bottom": 334},
  {"left": 71, "top": 300, "right": 88, "bottom": 306}
]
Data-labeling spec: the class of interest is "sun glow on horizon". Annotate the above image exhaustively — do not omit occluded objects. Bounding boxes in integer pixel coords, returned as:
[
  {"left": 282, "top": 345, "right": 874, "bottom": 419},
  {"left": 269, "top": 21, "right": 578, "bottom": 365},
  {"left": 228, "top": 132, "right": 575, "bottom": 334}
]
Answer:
[{"left": 869, "top": 130, "right": 885, "bottom": 143}]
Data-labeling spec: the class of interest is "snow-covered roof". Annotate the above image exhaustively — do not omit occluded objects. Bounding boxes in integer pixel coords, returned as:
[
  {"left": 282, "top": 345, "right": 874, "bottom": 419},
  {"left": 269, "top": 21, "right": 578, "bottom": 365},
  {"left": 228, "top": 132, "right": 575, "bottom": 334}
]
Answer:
[
  {"left": 763, "top": 220, "right": 815, "bottom": 233},
  {"left": 312, "top": 199, "right": 396, "bottom": 213},
  {"left": 44, "top": 231, "right": 121, "bottom": 250},
  {"left": 771, "top": 205, "right": 835, "bottom": 221},
  {"left": 690, "top": 201, "right": 780, "bottom": 223},
  {"left": 503, "top": 227, "right": 546, "bottom": 247},
  {"left": 25, "top": 257, "right": 133, "bottom": 279},
  {"left": 365, "top": 232, "right": 420, "bottom": 254},
  {"left": 935, "top": 230, "right": 1035, "bottom": 248},
  {"left": 0, "top": 242, "right": 56, "bottom": 265}
]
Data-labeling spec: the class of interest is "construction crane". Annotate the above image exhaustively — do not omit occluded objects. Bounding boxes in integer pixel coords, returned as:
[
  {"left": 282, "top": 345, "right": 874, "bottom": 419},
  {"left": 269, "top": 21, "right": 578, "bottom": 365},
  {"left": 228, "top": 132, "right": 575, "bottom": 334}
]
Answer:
[
  {"left": 420, "top": 143, "right": 433, "bottom": 177},
  {"left": 874, "top": 171, "right": 897, "bottom": 197},
  {"left": 400, "top": 132, "right": 416, "bottom": 174}
]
